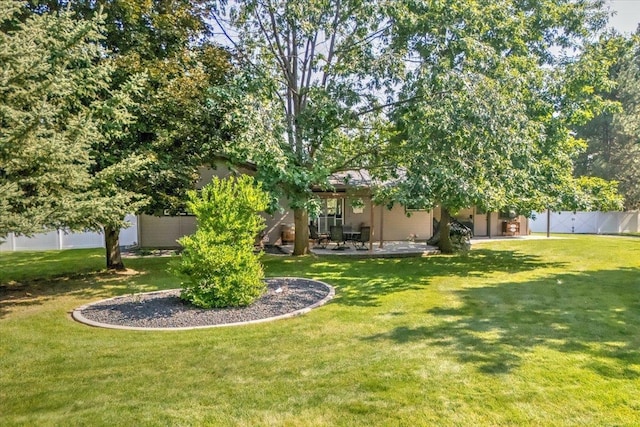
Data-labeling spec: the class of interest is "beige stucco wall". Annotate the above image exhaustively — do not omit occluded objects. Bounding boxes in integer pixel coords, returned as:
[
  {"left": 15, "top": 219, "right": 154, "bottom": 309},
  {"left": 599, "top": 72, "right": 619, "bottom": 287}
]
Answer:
[
  {"left": 318, "top": 196, "right": 433, "bottom": 242},
  {"left": 139, "top": 163, "right": 295, "bottom": 248},
  {"left": 262, "top": 203, "right": 294, "bottom": 245},
  {"left": 139, "top": 215, "right": 196, "bottom": 248},
  {"left": 376, "top": 204, "right": 433, "bottom": 241},
  {"left": 487, "top": 213, "right": 529, "bottom": 237}
]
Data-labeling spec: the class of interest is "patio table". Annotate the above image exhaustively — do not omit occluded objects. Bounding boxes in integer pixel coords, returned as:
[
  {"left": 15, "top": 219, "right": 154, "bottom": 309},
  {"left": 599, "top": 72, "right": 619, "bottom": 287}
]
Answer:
[{"left": 343, "top": 231, "right": 361, "bottom": 247}]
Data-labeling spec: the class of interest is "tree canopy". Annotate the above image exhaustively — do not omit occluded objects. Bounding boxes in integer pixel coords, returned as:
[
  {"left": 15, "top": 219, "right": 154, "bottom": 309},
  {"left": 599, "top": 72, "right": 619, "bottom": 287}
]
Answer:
[
  {"left": 19, "top": 0, "right": 234, "bottom": 268},
  {"left": 574, "top": 32, "right": 640, "bottom": 209},
  {"left": 0, "top": 1, "right": 135, "bottom": 238},
  {"left": 216, "top": 0, "right": 621, "bottom": 253},
  {"left": 214, "top": 0, "right": 399, "bottom": 254},
  {"left": 385, "top": 0, "right": 622, "bottom": 251}
]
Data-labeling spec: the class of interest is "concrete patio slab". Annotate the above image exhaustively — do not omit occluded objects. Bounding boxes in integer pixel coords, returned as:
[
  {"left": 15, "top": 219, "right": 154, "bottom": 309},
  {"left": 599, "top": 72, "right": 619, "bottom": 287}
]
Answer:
[
  {"left": 279, "top": 240, "right": 440, "bottom": 257},
  {"left": 277, "top": 235, "right": 562, "bottom": 258}
]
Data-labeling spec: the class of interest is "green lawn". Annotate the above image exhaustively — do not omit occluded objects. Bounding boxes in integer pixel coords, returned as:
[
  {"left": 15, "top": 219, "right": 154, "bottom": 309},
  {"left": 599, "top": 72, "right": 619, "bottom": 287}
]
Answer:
[{"left": 2, "top": 235, "right": 640, "bottom": 426}]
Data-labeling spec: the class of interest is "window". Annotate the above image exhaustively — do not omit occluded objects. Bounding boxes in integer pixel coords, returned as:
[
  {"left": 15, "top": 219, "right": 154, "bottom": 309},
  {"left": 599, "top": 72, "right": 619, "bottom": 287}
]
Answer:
[{"left": 315, "top": 198, "right": 344, "bottom": 233}]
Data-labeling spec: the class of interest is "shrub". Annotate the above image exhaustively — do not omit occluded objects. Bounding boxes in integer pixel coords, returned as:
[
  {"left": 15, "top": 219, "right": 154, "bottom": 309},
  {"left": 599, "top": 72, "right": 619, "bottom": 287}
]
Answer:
[{"left": 173, "top": 176, "right": 269, "bottom": 308}]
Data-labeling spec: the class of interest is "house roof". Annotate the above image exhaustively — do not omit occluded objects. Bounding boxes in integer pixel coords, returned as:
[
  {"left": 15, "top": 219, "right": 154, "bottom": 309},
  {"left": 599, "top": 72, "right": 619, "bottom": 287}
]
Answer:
[{"left": 327, "top": 169, "right": 374, "bottom": 189}]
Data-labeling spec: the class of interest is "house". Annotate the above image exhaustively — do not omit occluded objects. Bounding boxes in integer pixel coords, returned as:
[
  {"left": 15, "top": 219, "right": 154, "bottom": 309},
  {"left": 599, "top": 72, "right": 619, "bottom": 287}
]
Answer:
[
  {"left": 0, "top": 160, "right": 528, "bottom": 253},
  {"left": 137, "top": 162, "right": 529, "bottom": 248}
]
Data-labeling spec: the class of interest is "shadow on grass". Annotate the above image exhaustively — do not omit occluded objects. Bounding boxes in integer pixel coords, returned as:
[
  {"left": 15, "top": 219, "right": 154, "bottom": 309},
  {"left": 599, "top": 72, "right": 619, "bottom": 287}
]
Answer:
[
  {"left": 364, "top": 267, "right": 640, "bottom": 377},
  {"left": 0, "top": 257, "right": 175, "bottom": 318},
  {"left": 263, "top": 249, "right": 565, "bottom": 307}
]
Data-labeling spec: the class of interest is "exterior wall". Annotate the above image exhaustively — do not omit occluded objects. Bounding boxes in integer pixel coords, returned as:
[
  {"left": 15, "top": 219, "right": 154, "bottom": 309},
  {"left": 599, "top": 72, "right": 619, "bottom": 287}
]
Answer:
[
  {"left": 341, "top": 196, "right": 374, "bottom": 229},
  {"left": 138, "top": 163, "right": 295, "bottom": 248},
  {"left": 138, "top": 215, "right": 196, "bottom": 248},
  {"left": 316, "top": 196, "right": 433, "bottom": 242},
  {"left": 378, "top": 204, "right": 433, "bottom": 241},
  {"left": 473, "top": 209, "right": 488, "bottom": 236},
  {"left": 431, "top": 207, "right": 529, "bottom": 237},
  {"left": 262, "top": 201, "right": 295, "bottom": 245}
]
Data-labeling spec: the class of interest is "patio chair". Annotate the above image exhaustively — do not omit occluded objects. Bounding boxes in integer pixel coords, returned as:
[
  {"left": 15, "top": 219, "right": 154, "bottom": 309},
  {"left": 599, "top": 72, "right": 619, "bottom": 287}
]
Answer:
[
  {"left": 309, "top": 224, "right": 330, "bottom": 249},
  {"left": 354, "top": 226, "right": 371, "bottom": 250},
  {"left": 330, "top": 225, "right": 347, "bottom": 250}
]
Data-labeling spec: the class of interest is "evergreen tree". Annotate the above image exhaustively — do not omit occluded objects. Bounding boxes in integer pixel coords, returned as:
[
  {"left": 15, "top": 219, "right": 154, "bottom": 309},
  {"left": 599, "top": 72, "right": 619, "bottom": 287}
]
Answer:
[
  {"left": 24, "top": 0, "right": 233, "bottom": 269},
  {"left": 0, "top": 1, "right": 139, "bottom": 238},
  {"left": 574, "top": 33, "right": 640, "bottom": 209}
]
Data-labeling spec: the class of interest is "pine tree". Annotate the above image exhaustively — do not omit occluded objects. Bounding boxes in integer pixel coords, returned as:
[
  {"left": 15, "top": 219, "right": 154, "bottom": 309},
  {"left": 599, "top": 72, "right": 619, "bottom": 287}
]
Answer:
[
  {"left": 22, "top": 0, "right": 233, "bottom": 269},
  {"left": 0, "top": 1, "right": 115, "bottom": 237},
  {"left": 574, "top": 33, "right": 640, "bottom": 209}
]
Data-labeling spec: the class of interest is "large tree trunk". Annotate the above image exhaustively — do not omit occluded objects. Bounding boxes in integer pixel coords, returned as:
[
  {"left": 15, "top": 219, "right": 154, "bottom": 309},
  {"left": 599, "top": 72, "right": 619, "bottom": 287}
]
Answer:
[
  {"left": 292, "top": 208, "right": 309, "bottom": 255},
  {"left": 104, "top": 225, "right": 125, "bottom": 270},
  {"left": 438, "top": 207, "right": 454, "bottom": 254}
]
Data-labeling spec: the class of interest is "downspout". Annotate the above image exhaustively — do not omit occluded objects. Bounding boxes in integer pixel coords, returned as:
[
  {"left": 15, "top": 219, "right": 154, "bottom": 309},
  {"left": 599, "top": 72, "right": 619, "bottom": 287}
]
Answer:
[{"left": 379, "top": 204, "right": 384, "bottom": 249}]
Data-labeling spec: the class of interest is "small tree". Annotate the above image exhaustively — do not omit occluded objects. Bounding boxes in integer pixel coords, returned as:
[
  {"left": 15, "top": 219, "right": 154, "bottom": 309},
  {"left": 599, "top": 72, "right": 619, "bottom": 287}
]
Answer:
[{"left": 173, "top": 176, "right": 269, "bottom": 308}]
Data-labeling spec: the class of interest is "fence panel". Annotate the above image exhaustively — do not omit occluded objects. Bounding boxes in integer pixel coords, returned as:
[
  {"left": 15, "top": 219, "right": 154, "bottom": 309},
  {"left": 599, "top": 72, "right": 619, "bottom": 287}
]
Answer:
[
  {"left": 531, "top": 211, "right": 640, "bottom": 234},
  {"left": 0, "top": 215, "right": 138, "bottom": 252}
]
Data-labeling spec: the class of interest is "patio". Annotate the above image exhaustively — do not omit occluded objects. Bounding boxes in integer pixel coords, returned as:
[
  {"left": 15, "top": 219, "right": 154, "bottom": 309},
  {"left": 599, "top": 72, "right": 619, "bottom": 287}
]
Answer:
[
  {"left": 277, "top": 235, "right": 555, "bottom": 257},
  {"left": 278, "top": 240, "right": 439, "bottom": 257}
]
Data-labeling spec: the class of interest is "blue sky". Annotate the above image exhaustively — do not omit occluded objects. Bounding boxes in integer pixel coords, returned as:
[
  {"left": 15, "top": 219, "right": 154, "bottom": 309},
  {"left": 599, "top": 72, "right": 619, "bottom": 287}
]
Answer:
[{"left": 608, "top": 0, "right": 640, "bottom": 33}]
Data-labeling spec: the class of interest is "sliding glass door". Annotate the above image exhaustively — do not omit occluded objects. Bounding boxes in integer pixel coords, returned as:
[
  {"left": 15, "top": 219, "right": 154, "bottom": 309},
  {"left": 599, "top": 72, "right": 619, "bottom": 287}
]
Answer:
[{"left": 315, "top": 198, "right": 344, "bottom": 234}]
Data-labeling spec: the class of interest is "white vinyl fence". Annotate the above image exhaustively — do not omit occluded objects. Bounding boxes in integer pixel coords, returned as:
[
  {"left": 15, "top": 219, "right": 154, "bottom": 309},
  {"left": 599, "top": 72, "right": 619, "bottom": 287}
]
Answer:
[
  {"left": 0, "top": 215, "right": 138, "bottom": 252},
  {"left": 530, "top": 211, "right": 640, "bottom": 234}
]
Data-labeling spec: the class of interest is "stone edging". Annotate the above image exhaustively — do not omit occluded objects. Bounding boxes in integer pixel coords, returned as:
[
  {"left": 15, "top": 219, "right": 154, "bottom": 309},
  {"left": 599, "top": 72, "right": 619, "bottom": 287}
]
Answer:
[{"left": 71, "top": 277, "right": 335, "bottom": 331}]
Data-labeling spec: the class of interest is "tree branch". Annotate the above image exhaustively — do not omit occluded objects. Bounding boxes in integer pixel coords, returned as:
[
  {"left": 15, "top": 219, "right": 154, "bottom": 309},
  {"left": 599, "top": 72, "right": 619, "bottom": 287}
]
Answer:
[
  {"left": 322, "top": 0, "right": 342, "bottom": 89},
  {"left": 356, "top": 94, "right": 428, "bottom": 116}
]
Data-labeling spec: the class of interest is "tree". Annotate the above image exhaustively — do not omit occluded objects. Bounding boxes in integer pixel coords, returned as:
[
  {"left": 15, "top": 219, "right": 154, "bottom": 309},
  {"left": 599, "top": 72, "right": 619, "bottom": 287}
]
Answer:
[
  {"left": 571, "top": 176, "right": 624, "bottom": 211},
  {"left": 215, "top": 0, "right": 399, "bottom": 255},
  {"left": 0, "top": 1, "right": 141, "bottom": 239},
  {"left": 574, "top": 33, "right": 640, "bottom": 209},
  {"left": 25, "top": 0, "right": 233, "bottom": 269},
  {"left": 386, "top": 0, "right": 615, "bottom": 252}
]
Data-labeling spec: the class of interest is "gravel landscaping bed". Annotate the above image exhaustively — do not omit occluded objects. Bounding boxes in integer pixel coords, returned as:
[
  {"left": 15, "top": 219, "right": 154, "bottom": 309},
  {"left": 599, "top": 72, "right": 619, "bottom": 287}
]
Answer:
[{"left": 73, "top": 278, "right": 334, "bottom": 330}]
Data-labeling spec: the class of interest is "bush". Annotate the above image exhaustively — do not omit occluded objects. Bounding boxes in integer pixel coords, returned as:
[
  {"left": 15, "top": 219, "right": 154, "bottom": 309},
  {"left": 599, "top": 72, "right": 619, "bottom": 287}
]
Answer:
[{"left": 173, "top": 176, "right": 269, "bottom": 308}]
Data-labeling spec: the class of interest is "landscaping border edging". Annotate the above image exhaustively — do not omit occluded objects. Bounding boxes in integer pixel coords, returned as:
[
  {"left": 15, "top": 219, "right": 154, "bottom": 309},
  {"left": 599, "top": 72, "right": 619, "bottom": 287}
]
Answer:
[{"left": 71, "top": 277, "right": 335, "bottom": 331}]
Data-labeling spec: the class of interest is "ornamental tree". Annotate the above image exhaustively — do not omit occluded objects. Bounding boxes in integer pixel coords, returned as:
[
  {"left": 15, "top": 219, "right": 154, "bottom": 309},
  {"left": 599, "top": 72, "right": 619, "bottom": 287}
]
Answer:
[{"left": 173, "top": 176, "right": 269, "bottom": 308}]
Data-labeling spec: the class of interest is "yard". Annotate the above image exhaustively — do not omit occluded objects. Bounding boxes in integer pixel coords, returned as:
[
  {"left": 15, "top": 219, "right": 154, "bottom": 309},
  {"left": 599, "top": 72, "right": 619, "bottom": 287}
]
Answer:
[{"left": 1, "top": 235, "right": 640, "bottom": 426}]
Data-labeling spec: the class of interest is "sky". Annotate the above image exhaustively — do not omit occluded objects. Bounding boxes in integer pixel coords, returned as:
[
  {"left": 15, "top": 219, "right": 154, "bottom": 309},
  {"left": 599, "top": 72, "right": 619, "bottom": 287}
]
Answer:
[{"left": 608, "top": 0, "right": 640, "bottom": 34}]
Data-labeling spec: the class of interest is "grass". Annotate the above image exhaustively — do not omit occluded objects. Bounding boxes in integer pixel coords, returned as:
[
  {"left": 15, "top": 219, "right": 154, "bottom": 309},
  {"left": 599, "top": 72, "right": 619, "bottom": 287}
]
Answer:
[
  {"left": 1, "top": 235, "right": 640, "bottom": 426},
  {"left": 0, "top": 248, "right": 105, "bottom": 283}
]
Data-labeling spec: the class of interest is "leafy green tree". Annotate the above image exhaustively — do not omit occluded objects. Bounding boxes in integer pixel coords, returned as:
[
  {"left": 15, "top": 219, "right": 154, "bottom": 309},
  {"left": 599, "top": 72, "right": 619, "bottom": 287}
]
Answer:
[
  {"left": 386, "top": 0, "right": 615, "bottom": 252},
  {"left": 173, "top": 176, "right": 269, "bottom": 308},
  {"left": 215, "top": 0, "right": 399, "bottom": 255},
  {"left": 25, "top": 0, "right": 233, "bottom": 269},
  {"left": 0, "top": 1, "right": 142, "bottom": 239},
  {"left": 570, "top": 176, "right": 624, "bottom": 211}
]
